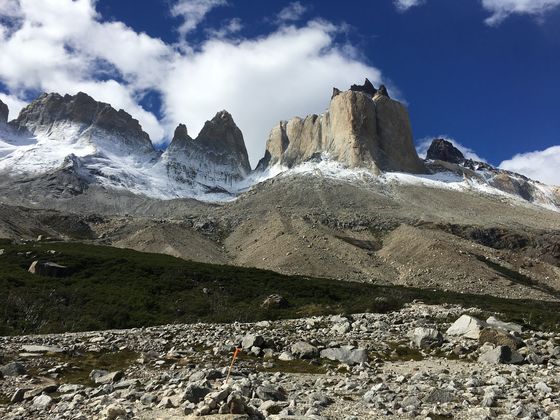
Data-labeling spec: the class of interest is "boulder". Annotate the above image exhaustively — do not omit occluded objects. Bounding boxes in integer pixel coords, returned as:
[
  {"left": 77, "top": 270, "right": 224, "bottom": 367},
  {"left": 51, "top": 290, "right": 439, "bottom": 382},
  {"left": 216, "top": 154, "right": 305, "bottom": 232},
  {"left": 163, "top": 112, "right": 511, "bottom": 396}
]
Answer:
[
  {"left": 290, "top": 341, "right": 319, "bottom": 359},
  {"left": 411, "top": 327, "right": 443, "bottom": 348},
  {"left": 320, "top": 346, "right": 368, "bottom": 365},
  {"left": 0, "top": 361, "right": 26, "bottom": 376},
  {"left": 446, "top": 315, "right": 486, "bottom": 339},
  {"left": 261, "top": 294, "right": 288, "bottom": 309},
  {"left": 28, "top": 261, "right": 69, "bottom": 277},
  {"left": 426, "top": 139, "right": 465, "bottom": 164},
  {"left": 103, "top": 403, "right": 127, "bottom": 420},
  {"left": 21, "top": 345, "right": 63, "bottom": 353},
  {"left": 90, "top": 369, "right": 123, "bottom": 384},
  {"left": 241, "top": 334, "right": 264, "bottom": 350},
  {"left": 478, "top": 345, "right": 524, "bottom": 364},
  {"left": 485, "top": 316, "right": 522, "bottom": 334},
  {"left": 32, "top": 394, "right": 53, "bottom": 410},
  {"left": 478, "top": 328, "right": 525, "bottom": 350},
  {"left": 255, "top": 384, "right": 287, "bottom": 401}
]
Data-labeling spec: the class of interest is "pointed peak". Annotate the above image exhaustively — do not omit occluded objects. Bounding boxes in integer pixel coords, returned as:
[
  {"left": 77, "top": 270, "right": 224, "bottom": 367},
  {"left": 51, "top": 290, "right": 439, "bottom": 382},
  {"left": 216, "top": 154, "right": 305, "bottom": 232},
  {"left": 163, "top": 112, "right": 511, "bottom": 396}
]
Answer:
[
  {"left": 0, "top": 98, "right": 8, "bottom": 123},
  {"left": 426, "top": 139, "right": 465, "bottom": 164},
  {"left": 173, "top": 123, "right": 190, "bottom": 141},
  {"left": 375, "top": 85, "right": 390, "bottom": 98},
  {"left": 350, "top": 78, "right": 377, "bottom": 96}
]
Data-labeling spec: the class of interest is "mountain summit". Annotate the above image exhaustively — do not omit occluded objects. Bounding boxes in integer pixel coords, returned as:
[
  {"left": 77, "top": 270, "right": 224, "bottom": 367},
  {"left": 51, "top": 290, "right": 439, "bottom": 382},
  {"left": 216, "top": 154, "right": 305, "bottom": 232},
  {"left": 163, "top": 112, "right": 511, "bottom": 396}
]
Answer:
[{"left": 257, "top": 79, "right": 426, "bottom": 174}]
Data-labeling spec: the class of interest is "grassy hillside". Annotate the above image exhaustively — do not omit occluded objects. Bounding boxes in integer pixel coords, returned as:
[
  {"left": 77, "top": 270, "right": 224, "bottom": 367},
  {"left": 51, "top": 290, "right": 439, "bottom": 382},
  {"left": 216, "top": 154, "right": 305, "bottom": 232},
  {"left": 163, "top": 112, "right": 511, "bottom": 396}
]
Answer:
[{"left": 1, "top": 239, "right": 559, "bottom": 335}]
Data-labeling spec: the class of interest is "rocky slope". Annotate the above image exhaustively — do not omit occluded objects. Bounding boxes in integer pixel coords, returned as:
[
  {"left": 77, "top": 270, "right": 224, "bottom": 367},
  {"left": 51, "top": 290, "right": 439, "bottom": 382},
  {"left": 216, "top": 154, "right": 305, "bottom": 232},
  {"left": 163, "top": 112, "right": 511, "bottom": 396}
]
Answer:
[
  {"left": 256, "top": 79, "right": 425, "bottom": 174},
  {"left": 1, "top": 303, "right": 559, "bottom": 419}
]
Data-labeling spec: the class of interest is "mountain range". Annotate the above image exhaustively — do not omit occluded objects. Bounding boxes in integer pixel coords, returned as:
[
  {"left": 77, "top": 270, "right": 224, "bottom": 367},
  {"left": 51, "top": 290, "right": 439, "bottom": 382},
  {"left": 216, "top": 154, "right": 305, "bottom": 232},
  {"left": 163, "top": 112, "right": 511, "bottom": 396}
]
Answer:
[{"left": 0, "top": 80, "right": 559, "bottom": 303}]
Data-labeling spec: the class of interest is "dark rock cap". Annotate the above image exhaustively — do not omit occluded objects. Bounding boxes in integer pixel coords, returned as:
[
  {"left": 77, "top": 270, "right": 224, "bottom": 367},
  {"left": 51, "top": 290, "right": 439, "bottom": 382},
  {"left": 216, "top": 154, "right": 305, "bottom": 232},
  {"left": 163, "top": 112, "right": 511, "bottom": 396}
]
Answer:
[
  {"left": 173, "top": 123, "right": 190, "bottom": 141},
  {"left": 426, "top": 139, "right": 465, "bottom": 164},
  {"left": 350, "top": 78, "right": 377, "bottom": 96}
]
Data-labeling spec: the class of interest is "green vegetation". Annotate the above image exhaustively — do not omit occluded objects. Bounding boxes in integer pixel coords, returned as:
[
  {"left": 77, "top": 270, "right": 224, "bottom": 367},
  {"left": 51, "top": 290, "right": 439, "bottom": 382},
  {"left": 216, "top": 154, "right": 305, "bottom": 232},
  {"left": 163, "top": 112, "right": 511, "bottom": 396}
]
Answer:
[
  {"left": 1, "top": 239, "right": 560, "bottom": 335},
  {"left": 44, "top": 351, "right": 139, "bottom": 387}
]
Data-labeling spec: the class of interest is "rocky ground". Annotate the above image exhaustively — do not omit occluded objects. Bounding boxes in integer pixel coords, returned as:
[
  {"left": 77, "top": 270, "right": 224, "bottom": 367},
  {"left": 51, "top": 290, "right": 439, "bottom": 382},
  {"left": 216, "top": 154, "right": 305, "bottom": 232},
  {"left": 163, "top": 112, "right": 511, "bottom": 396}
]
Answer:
[{"left": 1, "top": 303, "right": 559, "bottom": 420}]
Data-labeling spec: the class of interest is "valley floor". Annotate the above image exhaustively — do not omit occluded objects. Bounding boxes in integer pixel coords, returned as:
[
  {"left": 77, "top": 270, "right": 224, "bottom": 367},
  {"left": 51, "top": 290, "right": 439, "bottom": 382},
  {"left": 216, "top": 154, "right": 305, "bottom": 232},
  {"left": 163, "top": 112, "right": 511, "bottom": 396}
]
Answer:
[{"left": 1, "top": 303, "right": 559, "bottom": 420}]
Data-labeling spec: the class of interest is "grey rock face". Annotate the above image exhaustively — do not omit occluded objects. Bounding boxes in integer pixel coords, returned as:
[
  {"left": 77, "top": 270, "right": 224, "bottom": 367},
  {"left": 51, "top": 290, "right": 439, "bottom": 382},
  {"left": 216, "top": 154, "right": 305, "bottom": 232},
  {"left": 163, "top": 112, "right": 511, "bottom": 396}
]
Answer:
[
  {"left": 241, "top": 334, "right": 264, "bottom": 349},
  {"left": 0, "top": 99, "right": 8, "bottom": 123},
  {"left": 411, "top": 327, "right": 443, "bottom": 348},
  {"left": 163, "top": 111, "right": 251, "bottom": 186},
  {"left": 478, "top": 345, "right": 524, "bottom": 364},
  {"left": 426, "top": 139, "right": 465, "bottom": 164},
  {"left": 257, "top": 82, "right": 425, "bottom": 174},
  {"left": 291, "top": 341, "right": 319, "bottom": 359},
  {"left": 320, "top": 346, "right": 368, "bottom": 365},
  {"left": 446, "top": 315, "right": 486, "bottom": 340},
  {"left": 0, "top": 362, "right": 26, "bottom": 376},
  {"left": 12, "top": 92, "right": 155, "bottom": 154},
  {"left": 478, "top": 328, "right": 525, "bottom": 350}
]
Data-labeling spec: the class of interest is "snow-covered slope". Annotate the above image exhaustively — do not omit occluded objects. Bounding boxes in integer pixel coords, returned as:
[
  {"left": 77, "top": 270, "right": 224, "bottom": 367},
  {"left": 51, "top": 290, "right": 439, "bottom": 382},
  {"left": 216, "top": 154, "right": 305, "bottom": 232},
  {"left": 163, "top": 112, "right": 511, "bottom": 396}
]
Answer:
[{"left": 0, "top": 90, "right": 558, "bottom": 211}]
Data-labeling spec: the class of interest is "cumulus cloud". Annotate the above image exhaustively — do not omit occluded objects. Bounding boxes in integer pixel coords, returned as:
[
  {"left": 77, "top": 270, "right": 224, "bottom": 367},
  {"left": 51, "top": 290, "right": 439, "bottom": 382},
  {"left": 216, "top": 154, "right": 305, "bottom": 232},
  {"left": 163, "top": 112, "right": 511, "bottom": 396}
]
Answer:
[
  {"left": 171, "top": 0, "right": 228, "bottom": 36},
  {"left": 0, "top": 92, "right": 27, "bottom": 120},
  {"left": 162, "top": 21, "right": 382, "bottom": 164},
  {"left": 392, "top": 0, "right": 560, "bottom": 24},
  {"left": 499, "top": 146, "right": 560, "bottom": 186},
  {"left": 277, "top": 2, "right": 307, "bottom": 22},
  {"left": 416, "top": 136, "right": 487, "bottom": 162},
  {"left": 393, "top": 0, "right": 426, "bottom": 12},
  {"left": 0, "top": 0, "right": 170, "bottom": 142},
  {"left": 0, "top": 0, "right": 386, "bottom": 164},
  {"left": 482, "top": 0, "right": 560, "bottom": 25}
]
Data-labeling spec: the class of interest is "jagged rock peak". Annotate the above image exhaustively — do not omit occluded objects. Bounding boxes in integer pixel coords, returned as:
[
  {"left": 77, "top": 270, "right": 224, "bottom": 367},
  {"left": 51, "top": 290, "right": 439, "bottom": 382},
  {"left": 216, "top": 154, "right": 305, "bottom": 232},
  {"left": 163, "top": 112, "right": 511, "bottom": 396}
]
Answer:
[
  {"left": 173, "top": 123, "right": 190, "bottom": 141},
  {"left": 164, "top": 110, "right": 251, "bottom": 183},
  {"left": 426, "top": 139, "right": 465, "bottom": 164},
  {"left": 258, "top": 79, "right": 426, "bottom": 174},
  {"left": 0, "top": 99, "right": 8, "bottom": 123},
  {"left": 350, "top": 78, "right": 377, "bottom": 96},
  {"left": 13, "top": 91, "right": 154, "bottom": 152},
  {"left": 376, "top": 85, "right": 390, "bottom": 98}
]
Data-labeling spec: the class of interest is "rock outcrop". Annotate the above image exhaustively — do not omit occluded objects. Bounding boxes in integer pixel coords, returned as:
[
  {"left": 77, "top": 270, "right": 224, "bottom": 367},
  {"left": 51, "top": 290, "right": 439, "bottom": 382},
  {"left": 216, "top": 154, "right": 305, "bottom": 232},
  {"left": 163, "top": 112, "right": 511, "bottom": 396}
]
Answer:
[
  {"left": 0, "top": 99, "right": 8, "bottom": 123},
  {"left": 427, "top": 138, "right": 465, "bottom": 164},
  {"left": 12, "top": 92, "right": 155, "bottom": 154},
  {"left": 162, "top": 111, "right": 251, "bottom": 186},
  {"left": 257, "top": 80, "right": 426, "bottom": 174}
]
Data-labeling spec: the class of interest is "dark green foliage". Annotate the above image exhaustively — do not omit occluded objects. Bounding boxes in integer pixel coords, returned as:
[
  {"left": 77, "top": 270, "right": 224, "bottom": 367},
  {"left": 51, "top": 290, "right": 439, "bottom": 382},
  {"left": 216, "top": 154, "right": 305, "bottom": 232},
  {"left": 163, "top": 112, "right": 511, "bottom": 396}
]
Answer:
[{"left": 0, "top": 240, "right": 559, "bottom": 335}]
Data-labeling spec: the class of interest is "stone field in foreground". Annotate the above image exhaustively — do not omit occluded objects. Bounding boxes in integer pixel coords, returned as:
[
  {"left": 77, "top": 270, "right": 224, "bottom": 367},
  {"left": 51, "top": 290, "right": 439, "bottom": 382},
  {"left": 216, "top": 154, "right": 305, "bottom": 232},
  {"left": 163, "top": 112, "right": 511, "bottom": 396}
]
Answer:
[{"left": 1, "top": 303, "right": 559, "bottom": 419}]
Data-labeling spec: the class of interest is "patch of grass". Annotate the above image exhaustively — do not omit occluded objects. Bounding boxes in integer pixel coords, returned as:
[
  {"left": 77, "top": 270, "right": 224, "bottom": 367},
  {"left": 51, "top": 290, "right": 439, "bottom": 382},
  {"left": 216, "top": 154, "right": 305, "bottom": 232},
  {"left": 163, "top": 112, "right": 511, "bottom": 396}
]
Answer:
[
  {"left": 0, "top": 240, "right": 560, "bottom": 335},
  {"left": 46, "top": 350, "right": 139, "bottom": 387}
]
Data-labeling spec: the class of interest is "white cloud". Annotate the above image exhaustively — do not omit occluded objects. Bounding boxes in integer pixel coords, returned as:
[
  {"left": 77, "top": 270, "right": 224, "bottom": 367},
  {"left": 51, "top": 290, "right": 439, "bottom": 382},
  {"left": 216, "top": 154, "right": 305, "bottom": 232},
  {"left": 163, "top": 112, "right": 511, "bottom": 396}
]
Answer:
[
  {"left": 0, "top": 0, "right": 170, "bottom": 142},
  {"left": 482, "top": 0, "right": 560, "bottom": 25},
  {"left": 0, "top": 92, "right": 27, "bottom": 121},
  {"left": 171, "top": 0, "right": 227, "bottom": 36},
  {"left": 277, "top": 2, "right": 307, "bottom": 22},
  {"left": 416, "top": 136, "right": 487, "bottom": 162},
  {"left": 161, "top": 22, "right": 382, "bottom": 164},
  {"left": 0, "top": 0, "right": 385, "bottom": 164},
  {"left": 393, "top": 0, "right": 425, "bottom": 12},
  {"left": 392, "top": 0, "right": 560, "bottom": 24},
  {"left": 499, "top": 146, "right": 560, "bottom": 186}
]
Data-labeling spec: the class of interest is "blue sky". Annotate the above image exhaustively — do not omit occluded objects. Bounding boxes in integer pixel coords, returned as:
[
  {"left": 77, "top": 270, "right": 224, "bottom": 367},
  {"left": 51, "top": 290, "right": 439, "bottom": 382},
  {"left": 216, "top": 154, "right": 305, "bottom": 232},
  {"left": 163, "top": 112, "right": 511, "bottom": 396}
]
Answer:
[{"left": 0, "top": 0, "right": 559, "bottom": 184}]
